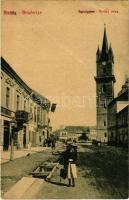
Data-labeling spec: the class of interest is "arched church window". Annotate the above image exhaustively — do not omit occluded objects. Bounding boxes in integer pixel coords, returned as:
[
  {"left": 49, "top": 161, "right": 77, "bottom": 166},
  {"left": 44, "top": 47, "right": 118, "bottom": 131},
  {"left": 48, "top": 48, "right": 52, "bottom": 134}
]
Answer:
[
  {"left": 104, "top": 132, "right": 107, "bottom": 137},
  {"left": 104, "top": 121, "right": 106, "bottom": 126}
]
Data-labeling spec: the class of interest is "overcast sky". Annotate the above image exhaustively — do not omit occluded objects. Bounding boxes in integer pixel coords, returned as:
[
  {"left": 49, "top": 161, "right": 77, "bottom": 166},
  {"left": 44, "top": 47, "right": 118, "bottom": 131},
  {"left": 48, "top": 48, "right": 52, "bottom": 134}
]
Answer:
[{"left": 2, "top": 0, "right": 129, "bottom": 130}]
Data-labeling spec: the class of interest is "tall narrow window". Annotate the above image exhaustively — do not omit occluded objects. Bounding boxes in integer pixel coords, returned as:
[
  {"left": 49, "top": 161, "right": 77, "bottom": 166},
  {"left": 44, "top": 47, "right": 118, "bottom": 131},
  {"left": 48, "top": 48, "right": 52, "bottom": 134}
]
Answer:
[
  {"left": 16, "top": 95, "right": 20, "bottom": 110},
  {"left": 29, "top": 105, "right": 33, "bottom": 120},
  {"left": 104, "top": 132, "right": 107, "bottom": 137},
  {"left": 37, "top": 108, "right": 40, "bottom": 122},
  {"left": 34, "top": 107, "right": 37, "bottom": 122},
  {"left": 104, "top": 121, "right": 106, "bottom": 126},
  {"left": 6, "top": 87, "right": 10, "bottom": 108},
  {"left": 24, "top": 100, "right": 26, "bottom": 111}
]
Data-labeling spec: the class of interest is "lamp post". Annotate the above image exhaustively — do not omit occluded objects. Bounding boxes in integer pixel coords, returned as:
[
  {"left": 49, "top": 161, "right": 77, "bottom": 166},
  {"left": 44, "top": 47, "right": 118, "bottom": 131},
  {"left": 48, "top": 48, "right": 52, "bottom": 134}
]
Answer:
[
  {"left": 47, "top": 118, "right": 50, "bottom": 139},
  {"left": 10, "top": 120, "right": 17, "bottom": 161}
]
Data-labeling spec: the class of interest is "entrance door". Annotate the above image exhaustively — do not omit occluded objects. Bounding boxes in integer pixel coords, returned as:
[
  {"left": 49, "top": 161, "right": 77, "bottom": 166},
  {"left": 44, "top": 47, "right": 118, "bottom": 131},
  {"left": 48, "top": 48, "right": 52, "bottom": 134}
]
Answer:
[{"left": 3, "top": 120, "right": 10, "bottom": 151}]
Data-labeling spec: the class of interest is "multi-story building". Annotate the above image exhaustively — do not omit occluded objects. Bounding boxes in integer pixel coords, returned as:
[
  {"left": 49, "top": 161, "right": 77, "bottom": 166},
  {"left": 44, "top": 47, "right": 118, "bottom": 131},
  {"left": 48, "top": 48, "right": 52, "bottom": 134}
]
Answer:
[
  {"left": 95, "top": 26, "right": 116, "bottom": 142},
  {"left": 116, "top": 105, "right": 128, "bottom": 147},
  {"left": 30, "top": 90, "right": 50, "bottom": 146},
  {"left": 108, "top": 78, "right": 129, "bottom": 147},
  {"left": 1, "top": 57, "right": 51, "bottom": 151}
]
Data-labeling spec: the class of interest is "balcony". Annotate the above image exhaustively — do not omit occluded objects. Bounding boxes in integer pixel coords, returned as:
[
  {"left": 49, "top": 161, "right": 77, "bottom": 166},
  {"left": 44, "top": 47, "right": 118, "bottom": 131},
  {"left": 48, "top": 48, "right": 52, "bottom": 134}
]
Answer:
[{"left": 1, "top": 107, "right": 15, "bottom": 118}]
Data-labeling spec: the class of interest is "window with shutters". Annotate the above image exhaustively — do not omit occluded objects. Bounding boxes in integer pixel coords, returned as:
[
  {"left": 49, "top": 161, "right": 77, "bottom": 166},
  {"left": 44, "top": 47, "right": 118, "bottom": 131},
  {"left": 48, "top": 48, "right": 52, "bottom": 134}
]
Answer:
[
  {"left": 6, "top": 87, "right": 10, "bottom": 108},
  {"left": 16, "top": 95, "right": 20, "bottom": 110}
]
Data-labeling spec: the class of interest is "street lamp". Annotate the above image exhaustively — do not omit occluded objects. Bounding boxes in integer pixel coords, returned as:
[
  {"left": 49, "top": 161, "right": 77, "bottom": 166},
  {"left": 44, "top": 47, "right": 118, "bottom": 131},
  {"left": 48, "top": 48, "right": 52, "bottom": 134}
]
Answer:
[{"left": 10, "top": 119, "right": 17, "bottom": 161}]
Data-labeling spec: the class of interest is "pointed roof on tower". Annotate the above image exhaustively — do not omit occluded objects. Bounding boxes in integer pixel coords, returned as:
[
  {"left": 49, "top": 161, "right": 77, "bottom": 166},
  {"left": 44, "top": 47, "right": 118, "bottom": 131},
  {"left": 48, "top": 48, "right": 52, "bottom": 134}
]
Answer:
[
  {"left": 100, "top": 24, "right": 109, "bottom": 61},
  {"left": 108, "top": 43, "right": 114, "bottom": 63},
  {"left": 102, "top": 25, "right": 108, "bottom": 53},
  {"left": 96, "top": 45, "right": 100, "bottom": 55},
  {"left": 108, "top": 43, "right": 113, "bottom": 55}
]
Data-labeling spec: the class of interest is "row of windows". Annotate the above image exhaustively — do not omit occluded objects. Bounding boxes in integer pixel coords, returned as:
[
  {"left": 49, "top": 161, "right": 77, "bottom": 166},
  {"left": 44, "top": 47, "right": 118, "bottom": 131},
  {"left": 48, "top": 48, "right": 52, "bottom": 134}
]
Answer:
[{"left": 5, "top": 87, "right": 38, "bottom": 123}]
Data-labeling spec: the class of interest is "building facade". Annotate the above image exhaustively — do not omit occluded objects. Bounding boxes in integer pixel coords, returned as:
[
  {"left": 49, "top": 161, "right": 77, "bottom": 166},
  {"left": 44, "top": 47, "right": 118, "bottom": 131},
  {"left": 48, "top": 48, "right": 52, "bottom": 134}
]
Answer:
[
  {"left": 88, "top": 126, "right": 97, "bottom": 141},
  {"left": 95, "top": 26, "right": 116, "bottom": 142},
  {"left": 58, "top": 126, "right": 90, "bottom": 142},
  {"left": 108, "top": 78, "right": 129, "bottom": 147},
  {"left": 1, "top": 57, "right": 51, "bottom": 151}
]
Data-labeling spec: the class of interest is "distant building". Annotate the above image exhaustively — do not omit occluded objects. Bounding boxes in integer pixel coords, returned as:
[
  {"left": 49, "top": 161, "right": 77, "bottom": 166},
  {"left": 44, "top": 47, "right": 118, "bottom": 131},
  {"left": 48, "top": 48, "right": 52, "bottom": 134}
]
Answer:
[
  {"left": 88, "top": 126, "right": 97, "bottom": 141},
  {"left": 58, "top": 126, "right": 90, "bottom": 142},
  {"left": 59, "top": 129, "right": 68, "bottom": 141},
  {"left": 95, "top": 26, "right": 116, "bottom": 143},
  {"left": 108, "top": 78, "right": 129, "bottom": 147},
  {"left": 1, "top": 57, "right": 51, "bottom": 151}
]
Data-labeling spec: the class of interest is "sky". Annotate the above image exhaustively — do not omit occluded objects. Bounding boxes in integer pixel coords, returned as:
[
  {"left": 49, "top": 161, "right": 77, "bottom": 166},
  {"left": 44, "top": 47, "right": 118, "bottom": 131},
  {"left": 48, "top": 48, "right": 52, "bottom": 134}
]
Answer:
[{"left": 2, "top": 0, "right": 129, "bottom": 130}]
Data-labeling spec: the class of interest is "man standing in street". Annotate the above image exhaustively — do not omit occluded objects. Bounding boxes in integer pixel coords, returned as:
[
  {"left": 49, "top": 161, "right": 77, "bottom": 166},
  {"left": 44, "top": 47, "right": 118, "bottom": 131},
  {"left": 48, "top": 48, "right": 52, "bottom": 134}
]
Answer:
[{"left": 51, "top": 137, "right": 56, "bottom": 154}]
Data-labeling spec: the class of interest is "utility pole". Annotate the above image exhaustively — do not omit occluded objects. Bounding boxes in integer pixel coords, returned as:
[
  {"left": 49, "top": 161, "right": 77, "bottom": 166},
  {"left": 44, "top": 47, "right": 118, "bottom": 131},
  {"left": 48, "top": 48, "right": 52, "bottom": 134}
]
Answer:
[
  {"left": 9, "top": 120, "right": 16, "bottom": 161},
  {"left": 10, "top": 126, "right": 14, "bottom": 161},
  {"left": 47, "top": 117, "right": 50, "bottom": 139}
]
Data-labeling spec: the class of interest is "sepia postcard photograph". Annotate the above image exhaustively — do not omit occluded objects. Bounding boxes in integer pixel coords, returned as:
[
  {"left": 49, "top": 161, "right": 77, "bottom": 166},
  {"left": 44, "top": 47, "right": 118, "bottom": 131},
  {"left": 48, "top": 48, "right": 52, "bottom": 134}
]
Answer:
[{"left": 1, "top": 0, "right": 129, "bottom": 199}]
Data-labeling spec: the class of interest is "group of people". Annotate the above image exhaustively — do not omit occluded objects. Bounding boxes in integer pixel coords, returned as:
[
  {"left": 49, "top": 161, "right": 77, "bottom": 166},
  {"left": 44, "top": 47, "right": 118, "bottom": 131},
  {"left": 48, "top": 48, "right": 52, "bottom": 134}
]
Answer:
[
  {"left": 60, "top": 142, "right": 78, "bottom": 187},
  {"left": 43, "top": 137, "right": 56, "bottom": 154}
]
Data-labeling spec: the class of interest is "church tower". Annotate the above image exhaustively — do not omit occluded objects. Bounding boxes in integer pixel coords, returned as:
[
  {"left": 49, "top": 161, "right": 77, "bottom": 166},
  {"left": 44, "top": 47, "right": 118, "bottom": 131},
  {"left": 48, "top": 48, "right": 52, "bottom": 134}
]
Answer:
[{"left": 95, "top": 25, "right": 116, "bottom": 142}]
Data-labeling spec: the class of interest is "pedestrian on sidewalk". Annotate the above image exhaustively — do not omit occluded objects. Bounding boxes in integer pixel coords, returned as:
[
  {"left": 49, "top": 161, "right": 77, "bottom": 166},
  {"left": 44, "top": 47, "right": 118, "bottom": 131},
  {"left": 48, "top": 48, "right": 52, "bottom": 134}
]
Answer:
[
  {"left": 47, "top": 137, "right": 51, "bottom": 147},
  {"left": 62, "top": 143, "right": 77, "bottom": 187},
  {"left": 51, "top": 138, "right": 56, "bottom": 154}
]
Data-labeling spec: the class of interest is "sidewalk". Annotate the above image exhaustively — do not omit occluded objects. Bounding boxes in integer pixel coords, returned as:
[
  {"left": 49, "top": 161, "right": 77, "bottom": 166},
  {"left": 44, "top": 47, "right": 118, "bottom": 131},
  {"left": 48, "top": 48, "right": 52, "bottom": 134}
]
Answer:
[{"left": 1, "top": 146, "right": 49, "bottom": 164}]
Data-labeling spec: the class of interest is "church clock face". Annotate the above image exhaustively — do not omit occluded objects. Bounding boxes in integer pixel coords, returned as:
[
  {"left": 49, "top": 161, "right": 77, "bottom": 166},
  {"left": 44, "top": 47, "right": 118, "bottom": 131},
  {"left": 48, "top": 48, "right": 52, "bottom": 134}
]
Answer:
[{"left": 102, "top": 61, "right": 106, "bottom": 66}]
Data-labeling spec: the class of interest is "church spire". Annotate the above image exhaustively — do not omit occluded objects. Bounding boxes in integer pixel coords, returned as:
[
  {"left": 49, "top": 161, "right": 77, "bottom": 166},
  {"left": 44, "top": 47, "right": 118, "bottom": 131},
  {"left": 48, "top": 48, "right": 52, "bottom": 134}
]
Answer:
[
  {"left": 96, "top": 45, "right": 100, "bottom": 62},
  {"left": 102, "top": 24, "right": 108, "bottom": 53},
  {"left": 108, "top": 43, "right": 114, "bottom": 63},
  {"left": 96, "top": 45, "right": 100, "bottom": 55},
  {"left": 100, "top": 24, "right": 109, "bottom": 61}
]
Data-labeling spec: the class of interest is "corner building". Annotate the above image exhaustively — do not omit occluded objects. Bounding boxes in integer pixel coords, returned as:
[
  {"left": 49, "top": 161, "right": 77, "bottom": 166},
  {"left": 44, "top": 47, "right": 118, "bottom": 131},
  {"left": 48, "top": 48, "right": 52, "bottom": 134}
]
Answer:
[{"left": 1, "top": 57, "right": 51, "bottom": 151}]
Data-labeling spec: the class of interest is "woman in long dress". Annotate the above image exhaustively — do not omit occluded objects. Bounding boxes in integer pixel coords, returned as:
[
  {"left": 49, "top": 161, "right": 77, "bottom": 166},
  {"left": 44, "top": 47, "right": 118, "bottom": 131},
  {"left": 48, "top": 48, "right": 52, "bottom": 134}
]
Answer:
[{"left": 63, "top": 143, "right": 77, "bottom": 187}]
